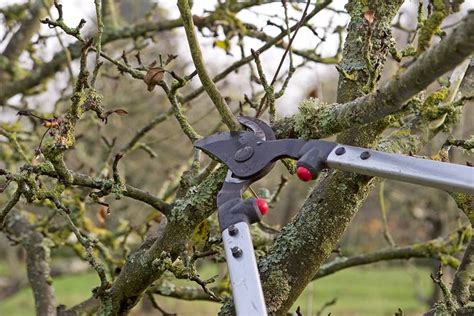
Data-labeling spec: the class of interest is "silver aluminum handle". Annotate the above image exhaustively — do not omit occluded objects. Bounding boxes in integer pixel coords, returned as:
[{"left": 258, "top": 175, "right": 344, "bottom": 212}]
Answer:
[
  {"left": 327, "top": 145, "right": 474, "bottom": 194},
  {"left": 222, "top": 221, "right": 267, "bottom": 316}
]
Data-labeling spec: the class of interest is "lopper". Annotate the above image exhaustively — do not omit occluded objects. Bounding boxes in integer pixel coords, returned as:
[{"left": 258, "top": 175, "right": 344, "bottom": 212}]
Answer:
[{"left": 194, "top": 116, "right": 474, "bottom": 316}]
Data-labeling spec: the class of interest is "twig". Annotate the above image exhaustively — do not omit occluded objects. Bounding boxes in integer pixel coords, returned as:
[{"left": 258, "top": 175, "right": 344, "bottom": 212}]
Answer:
[
  {"left": 112, "top": 153, "right": 123, "bottom": 184},
  {"left": 91, "top": 0, "right": 104, "bottom": 87},
  {"left": 53, "top": 28, "right": 74, "bottom": 85},
  {"left": 177, "top": 0, "right": 240, "bottom": 131},
  {"left": 450, "top": 236, "right": 474, "bottom": 306},
  {"left": 316, "top": 298, "right": 337, "bottom": 316},
  {"left": 48, "top": 196, "right": 110, "bottom": 293},
  {"left": 255, "top": 0, "right": 310, "bottom": 118},
  {"left": 269, "top": 175, "right": 289, "bottom": 205},
  {"left": 270, "top": 0, "right": 309, "bottom": 86},
  {"left": 251, "top": 49, "right": 275, "bottom": 121},
  {"left": 0, "top": 188, "right": 21, "bottom": 229},
  {"left": 430, "top": 266, "right": 458, "bottom": 312},
  {"left": 146, "top": 292, "right": 176, "bottom": 316},
  {"left": 378, "top": 181, "right": 396, "bottom": 247},
  {"left": 159, "top": 81, "right": 201, "bottom": 143}
]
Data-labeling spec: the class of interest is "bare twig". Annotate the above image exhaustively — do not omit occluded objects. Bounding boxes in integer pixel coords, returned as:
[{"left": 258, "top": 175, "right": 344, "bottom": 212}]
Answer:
[
  {"left": 92, "top": 0, "right": 104, "bottom": 87},
  {"left": 177, "top": 0, "right": 240, "bottom": 131},
  {"left": 378, "top": 181, "right": 396, "bottom": 247},
  {"left": 146, "top": 292, "right": 177, "bottom": 316},
  {"left": 255, "top": 0, "right": 310, "bottom": 118}
]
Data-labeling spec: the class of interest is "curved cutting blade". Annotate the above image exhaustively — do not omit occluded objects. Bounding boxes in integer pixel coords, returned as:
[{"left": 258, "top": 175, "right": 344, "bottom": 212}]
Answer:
[{"left": 237, "top": 116, "right": 275, "bottom": 141}]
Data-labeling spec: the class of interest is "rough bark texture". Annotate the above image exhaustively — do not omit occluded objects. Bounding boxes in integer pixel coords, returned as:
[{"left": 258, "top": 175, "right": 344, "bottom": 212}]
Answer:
[
  {"left": 451, "top": 238, "right": 474, "bottom": 306},
  {"left": 220, "top": 1, "right": 404, "bottom": 314},
  {"left": 5, "top": 214, "right": 56, "bottom": 316},
  {"left": 101, "top": 167, "right": 227, "bottom": 315},
  {"left": 272, "top": 10, "right": 474, "bottom": 140}
]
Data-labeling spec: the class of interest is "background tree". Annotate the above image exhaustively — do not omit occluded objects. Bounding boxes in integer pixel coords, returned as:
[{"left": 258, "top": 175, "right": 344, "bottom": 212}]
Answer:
[{"left": 0, "top": 0, "right": 473, "bottom": 315}]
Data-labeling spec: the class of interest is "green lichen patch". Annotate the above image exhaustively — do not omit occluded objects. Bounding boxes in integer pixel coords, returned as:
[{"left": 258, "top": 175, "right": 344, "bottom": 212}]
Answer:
[
  {"left": 293, "top": 98, "right": 336, "bottom": 139},
  {"left": 417, "top": 0, "right": 450, "bottom": 54},
  {"left": 263, "top": 269, "right": 291, "bottom": 313}
]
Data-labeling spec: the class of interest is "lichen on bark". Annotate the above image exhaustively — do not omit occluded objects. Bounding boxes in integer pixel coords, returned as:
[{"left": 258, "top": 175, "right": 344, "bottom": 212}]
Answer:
[{"left": 227, "top": 1, "right": 405, "bottom": 314}]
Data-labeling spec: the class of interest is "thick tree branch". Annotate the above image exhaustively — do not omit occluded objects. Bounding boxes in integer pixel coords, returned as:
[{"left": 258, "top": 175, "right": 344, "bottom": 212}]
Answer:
[
  {"left": 64, "top": 167, "right": 227, "bottom": 315},
  {"left": 2, "top": 0, "right": 53, "bottom": 62},
  {"left": 273, "top": 10, "right": 474, "bottom": 140},
  {"left": 451, "top": 238, "right": 474, "bottom": 306},
  {"left": 5, "top": 214, "right": 56, "bottom": 315}
]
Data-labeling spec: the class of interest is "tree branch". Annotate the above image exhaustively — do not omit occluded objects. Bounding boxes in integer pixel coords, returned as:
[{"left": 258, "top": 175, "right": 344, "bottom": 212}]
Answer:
[
  {"left": 314, "top": 228, "right": 469, "bottom": 280},
  {"left": 451, "top": 233, "right": 474, "bottom": 306},
  {"left": 23, "top": 165, "right": 172, "bottom": 215},
  {"left": 177, "top": 0, "right": 240, "bottom": 131},
  {"left": 273, "top": 11, "right": 474, "bottom": 140},
  {"left": 2, "top": 0, "right": 53, "bottom": 62},
  {"left": 0, "top": 188, "right": 21, "bottom": 228},
  {"left": 5, "top": 214, "right": 56, "bottom": 315}
]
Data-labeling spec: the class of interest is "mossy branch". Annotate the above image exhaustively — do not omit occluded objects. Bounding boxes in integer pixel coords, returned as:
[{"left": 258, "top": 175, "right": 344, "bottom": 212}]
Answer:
[
  {"left": 5, "top": 213, "right": 56, "bottom": 315},
  {"left": 273, "top": 11, "right": 474, "bottom": 140},
  {"left": 451, "top": 238, "right": 474, "bottom": 306},
  {"left": 314, "top": 227, "right": 470, "bottom": 280},
  {"left": 2, "top": 0, "right": 53, "bottom": 62},
  {"left": 23, "top": 165, "right": 172, "bottom": 215}
]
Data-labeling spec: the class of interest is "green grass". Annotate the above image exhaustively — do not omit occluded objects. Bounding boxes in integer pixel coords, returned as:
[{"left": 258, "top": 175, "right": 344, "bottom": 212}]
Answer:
[
  {"left": 0, "top": 273, "right": 101, "bottom": 316},
  {"left": 0, "top": 264, "right": 432, "bottom": 316},
  {"left": 293, "top": 266, "right": 433, "bottom": 316}
]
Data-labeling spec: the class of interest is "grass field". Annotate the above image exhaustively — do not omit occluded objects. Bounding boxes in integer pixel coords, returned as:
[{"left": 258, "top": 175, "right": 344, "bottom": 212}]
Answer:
[{"left": 0, "top": 264, "right": 433, "bottom": 315}]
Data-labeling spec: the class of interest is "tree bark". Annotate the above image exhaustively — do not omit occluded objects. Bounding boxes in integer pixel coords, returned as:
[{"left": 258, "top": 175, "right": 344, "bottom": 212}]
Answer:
[{"left": 6, "top": 214, "right": 56, "bottom": 316}]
